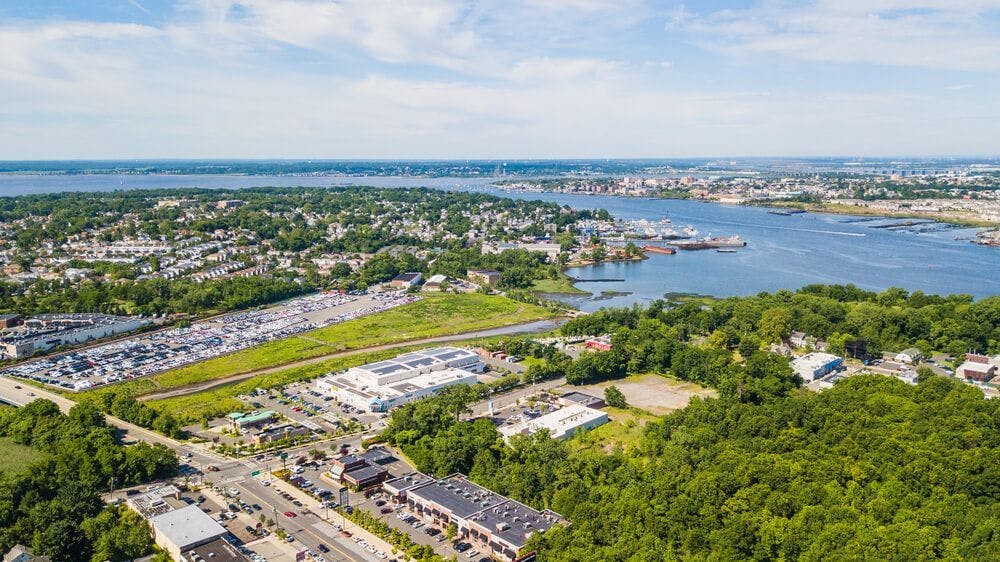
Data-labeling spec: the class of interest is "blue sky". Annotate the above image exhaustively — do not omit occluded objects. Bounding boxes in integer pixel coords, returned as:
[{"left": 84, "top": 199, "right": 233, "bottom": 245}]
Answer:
[{"left": 1, "top": 0, "right": 998, "bottom": 158}]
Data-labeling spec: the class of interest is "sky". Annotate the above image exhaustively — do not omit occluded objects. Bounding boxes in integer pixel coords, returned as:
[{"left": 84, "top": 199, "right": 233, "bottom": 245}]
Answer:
[{"left": 1, "top": 0, "right": 999, "bottom": 159}]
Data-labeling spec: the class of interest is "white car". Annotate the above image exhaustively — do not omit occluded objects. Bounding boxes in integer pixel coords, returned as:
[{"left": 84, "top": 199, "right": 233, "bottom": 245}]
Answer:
[{"left": 228, "top": 487, "right": 240, "bottom": 496}]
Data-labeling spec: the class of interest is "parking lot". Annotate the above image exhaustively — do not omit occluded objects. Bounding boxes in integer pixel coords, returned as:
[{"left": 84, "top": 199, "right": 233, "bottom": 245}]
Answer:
[
  {"left": 2, "top": 290, "right": 419, "bottom": 391},
  {"left": 250, "top": 382, "right": 387, "bottom": 435}
]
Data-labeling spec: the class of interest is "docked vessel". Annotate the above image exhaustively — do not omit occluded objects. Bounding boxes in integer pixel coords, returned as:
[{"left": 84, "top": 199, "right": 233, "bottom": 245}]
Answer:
[
  {"left": 643, "top": 245, "right": 676, "bottom": 255},
  {"left": 973, "top": 230, "right": 1000, "bottom": 247},
  {"left": 670, "top": 235, "right": 746, "bottom": 250},
  {"left": 621, "top": 215, "right": 697, "bottom": 240}
]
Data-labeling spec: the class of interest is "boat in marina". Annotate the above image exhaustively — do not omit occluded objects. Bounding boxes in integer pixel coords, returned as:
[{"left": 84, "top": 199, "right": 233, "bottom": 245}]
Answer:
[
  {"left": 623, "top": 215, "right": 698, "bottom": 240},
  {"left": 670, "top": 235, "right": 747, "bottom": 250}
]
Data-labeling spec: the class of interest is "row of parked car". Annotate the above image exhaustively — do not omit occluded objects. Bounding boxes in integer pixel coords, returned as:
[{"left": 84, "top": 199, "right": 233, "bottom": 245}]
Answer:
[{"left": 349, "top": 535, "right": 389, "bottom": 559}]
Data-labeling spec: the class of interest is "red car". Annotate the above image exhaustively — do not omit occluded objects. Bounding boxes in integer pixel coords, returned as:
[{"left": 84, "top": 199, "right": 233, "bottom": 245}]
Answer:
[
  {"left": 380, "top": 507, "right": 393, "bottom": 514},
  {"left": 283, "top": 511, "right": 297, "bottom": 518}
]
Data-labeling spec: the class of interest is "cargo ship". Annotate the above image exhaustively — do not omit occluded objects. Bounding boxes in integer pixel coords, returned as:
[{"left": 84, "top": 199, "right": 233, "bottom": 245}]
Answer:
[
  {"left": 670, "top": 235, "right": 746, "bottom": 250},
  {"left": 643, "top": 245, "right": 676, "bottom": 255}
]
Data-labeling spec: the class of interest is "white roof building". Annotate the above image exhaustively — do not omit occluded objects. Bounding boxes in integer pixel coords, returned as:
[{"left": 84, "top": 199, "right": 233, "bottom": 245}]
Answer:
[
  {"left": 149, "top": 505, "right": 228, "bottom": 559},
  {"left": 499, "top": 404, "right": 608, "bottom": 442},
  {"left": 791, "top": 352, "right": 844, "bottom": 382},
  {"left": 316, "top": 347, "right": 483, "bottom": 412}
]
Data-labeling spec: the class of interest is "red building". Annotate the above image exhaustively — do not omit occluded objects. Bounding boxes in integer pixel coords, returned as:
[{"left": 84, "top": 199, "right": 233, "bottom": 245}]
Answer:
[
  {"left": 584, "top": 337, "right": 612, "bottom": 352},
  {"left": 958, "top": 354, "right": 997, "bottom": 382}
]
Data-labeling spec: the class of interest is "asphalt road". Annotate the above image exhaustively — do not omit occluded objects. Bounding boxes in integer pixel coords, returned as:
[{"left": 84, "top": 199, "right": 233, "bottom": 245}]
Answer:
[
  {"left": 0, "top": 375, "right": 225, "bottom": 459},
  {"left": 1, "top": 376, "right": 376, "bottom": 561}
]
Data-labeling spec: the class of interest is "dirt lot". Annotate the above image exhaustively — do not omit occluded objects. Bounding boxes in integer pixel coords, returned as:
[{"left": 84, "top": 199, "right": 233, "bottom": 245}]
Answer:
[{"left": 571, "top": 374, "right": 716, "bottom": 414}]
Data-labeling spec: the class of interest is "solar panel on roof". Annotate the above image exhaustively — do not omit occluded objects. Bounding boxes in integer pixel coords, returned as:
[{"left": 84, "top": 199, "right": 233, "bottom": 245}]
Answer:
[
  {"left": 404, "top": 357, "right": 436, "bottom": 367},
  {"left": 373, "top": 363, "right": 408, "bottom": 374}
]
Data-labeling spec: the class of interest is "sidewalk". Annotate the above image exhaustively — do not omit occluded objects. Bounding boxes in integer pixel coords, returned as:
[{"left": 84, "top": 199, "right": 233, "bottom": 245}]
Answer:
[{"left": 266, "top": 472, "right": 398, "bottom": 558}]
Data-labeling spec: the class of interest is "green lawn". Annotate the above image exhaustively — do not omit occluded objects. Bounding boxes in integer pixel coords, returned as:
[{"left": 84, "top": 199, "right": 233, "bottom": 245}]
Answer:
[
  {"left": 0, "top": 436, "right": 45, "bottom": 474},
  {"left": 530, "top": 276, "right": 588, "bottom": 294},
  {"left": 306, "top": 292, "right": 553, "bottom": 347},
  {"left": 87, "top": 293, "right": 554, "bottom": 399},
  {"left": 569, "top": 407, "right": 659, "bottom": 452}
]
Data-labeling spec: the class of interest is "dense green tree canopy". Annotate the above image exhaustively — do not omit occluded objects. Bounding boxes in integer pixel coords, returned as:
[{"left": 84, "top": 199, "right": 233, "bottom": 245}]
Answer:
[{"left": 0, "top": 401, "right": 176, "bottom": 561}]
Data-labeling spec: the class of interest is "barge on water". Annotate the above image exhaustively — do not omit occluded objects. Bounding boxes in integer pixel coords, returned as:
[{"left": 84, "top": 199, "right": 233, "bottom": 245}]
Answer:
[
  {"left": 670, "top": 235, "right": 747, "bottom": 251},
  {"left": 768, "top": 209, "right": 806, "bottom": 216},
  {"left": 643, "top": 245, "right": 676, "bottom": 255}
]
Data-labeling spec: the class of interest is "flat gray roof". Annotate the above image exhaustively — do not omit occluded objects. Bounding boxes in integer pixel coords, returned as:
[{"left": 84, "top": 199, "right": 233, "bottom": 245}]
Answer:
[
  {"left": 149, "top": 504, "right": 227, "bottom": 550},
  {"left": 384, "top": 472, "right": 434, "bottom": 495},
  {"left": 408, "top": 475, "right": 507, "bottom": 519},
  {"left": 470, "top": 499, "right": 562, "bottom": 548}
]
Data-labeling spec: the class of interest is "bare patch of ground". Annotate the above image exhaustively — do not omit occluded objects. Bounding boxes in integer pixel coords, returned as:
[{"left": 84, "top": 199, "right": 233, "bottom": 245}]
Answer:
[{"left": 570, "top": 373, "right": 716, "bottom": 415}]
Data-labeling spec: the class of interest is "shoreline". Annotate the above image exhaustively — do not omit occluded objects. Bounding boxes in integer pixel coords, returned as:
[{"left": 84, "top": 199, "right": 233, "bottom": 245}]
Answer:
[
  {"left": 494, "top": 184, "right": 998, "bottom": 229},
  {"left": 757, "top": 200, "right": 996, "bottom": 229}
]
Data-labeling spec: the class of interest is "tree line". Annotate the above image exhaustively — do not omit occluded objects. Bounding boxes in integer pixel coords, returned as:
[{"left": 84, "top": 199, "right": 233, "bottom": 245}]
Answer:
[
  {"left": 0, "top": 400, "right": 177, "bottom": 561},
  {"left": 380, "top": 367, "right": 999, "bottom": 560},
  {"left": 376, "top": 288, "right": 1000, "bottom": 559}
]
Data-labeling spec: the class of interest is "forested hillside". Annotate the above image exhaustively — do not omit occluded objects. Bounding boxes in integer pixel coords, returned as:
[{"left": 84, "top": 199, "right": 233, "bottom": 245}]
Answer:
[
  {"left": 0, "top": 401, "right": 177, "bottom": 561},
  {"left": 384, "top": 376, "right": 1000, "bottom": 560},
  {"left": 526, "top": 376, "right": 1000, "bottom": 560},
  {"left": 383, "top": 285, "right": 1000, "bottom": 560}
]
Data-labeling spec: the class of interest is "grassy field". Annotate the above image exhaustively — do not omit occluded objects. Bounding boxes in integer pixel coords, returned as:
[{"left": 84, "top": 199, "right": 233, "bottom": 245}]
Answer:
[
  {"left": 531, "top": 276, "right": 588, "bottom": 294},
  {"left": 767, "top": 201, "right": 997, "bottom": 228},
  {"left": 0, "top": 436, "right": 44, "bottom": 474},
  {"left": 145, "top": 325, "right": 567, "bottom": 426},
  {"left": 146, "top": 346, "right": 421, "bottom": 424},
  {"left": 305, "top": 292, "right": 553, "bottom": 346},
  {"left": 85, "top": 293, "right": 553, "bottom": 400},
  {"left": 570, "top": 407, "right": 659, "bottom": 452}
]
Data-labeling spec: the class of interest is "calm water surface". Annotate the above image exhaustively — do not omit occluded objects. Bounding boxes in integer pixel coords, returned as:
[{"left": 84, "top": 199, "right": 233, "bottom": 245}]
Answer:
[{"left": 466, "top": 191, "right": 999, "bottom": 310}]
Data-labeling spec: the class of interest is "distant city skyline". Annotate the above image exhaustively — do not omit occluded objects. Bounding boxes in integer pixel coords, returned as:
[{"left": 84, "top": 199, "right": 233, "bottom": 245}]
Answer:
[{"left": 1, "top": 1, "right": 999, "bottom": 159}]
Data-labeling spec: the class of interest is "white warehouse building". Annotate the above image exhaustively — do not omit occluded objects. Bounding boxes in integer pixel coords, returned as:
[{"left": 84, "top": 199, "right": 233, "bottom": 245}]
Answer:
[
  {"left": 315, "top": 347, "right": 484, "bottom": 412},
  {"left": 499, "top": 403, "right": 608, "bottom": 443}
]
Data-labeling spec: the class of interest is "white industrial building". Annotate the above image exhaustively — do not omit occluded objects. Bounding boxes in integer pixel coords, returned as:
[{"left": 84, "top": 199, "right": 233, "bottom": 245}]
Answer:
[
  {"left": 149, "top": 505, "right": 229, "bottom": 560},
  {"left": 499, "top": 403, "right": 608, "bottom": 442},
  {"left": 127, "top": 486, "right": 237, "bottom": 562},
  {"left": 0, "top": 314, "right": 151, "bottom": 359},
  {"left": 315, "top": 347, "right": 483, "bottom": 412},
  {"left": 791, "top": 352, "right": 844, "bottom": 382}
]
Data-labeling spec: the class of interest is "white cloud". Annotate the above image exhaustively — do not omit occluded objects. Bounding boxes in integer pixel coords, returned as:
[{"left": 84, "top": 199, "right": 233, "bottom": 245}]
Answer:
[
  {"left": 510, "top": 57, "right": 621, "bottom": 82},
  {"left": 0, "top": 1, "right": 996, "bottom": 158},
  {"left": 679, "top": 0, "right": 1000, "bottom": 71}
]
